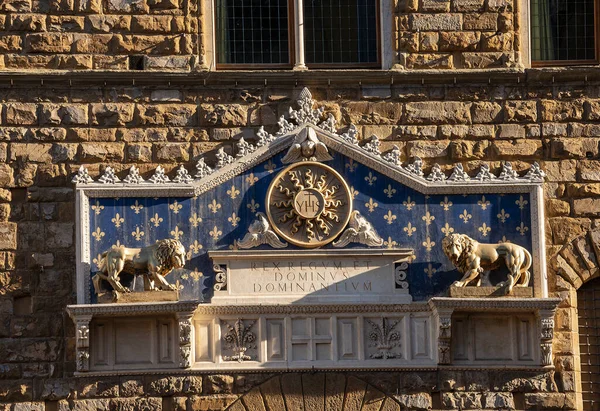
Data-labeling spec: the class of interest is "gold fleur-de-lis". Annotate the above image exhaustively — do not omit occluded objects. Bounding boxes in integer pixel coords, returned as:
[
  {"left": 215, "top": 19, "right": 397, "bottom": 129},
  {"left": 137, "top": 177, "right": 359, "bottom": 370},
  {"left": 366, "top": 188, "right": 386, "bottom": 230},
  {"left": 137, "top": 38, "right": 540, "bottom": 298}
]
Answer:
[
  {"left": 181, "top": 272, "right": 189, "bottom": 280},
  {"left": 92, "top": 227, "right": 105, "bottom": 241},
  {"left": 516, "top": 195, "right": 529, "bottom": 210},
  {"left": 189, "top": 240, "right": 202, "bottom": 255},
  {"left": 264, "top": 160, "right": 276, "bottom": 174},
  {"left": 170, "top": 226, "right": 183, "bottom": 240},
  {"left": 169, "top": 200, "right": 183, "bottom": 214},
  {"left": 497, "top": 209, "right": 510, "bottom": 223},
  {"left": 422, "top": 211, "right": 435, "bottom": 226},
  {"left": 91, "top": 201, "right": 104, "bottom": 215},
  {"left": 403, "top": 222, "right": 416, "bottom": 237},
  {"left": 459, "top": 210, "right": 472, "bottom": 223},
  {"left": 440, "top": 197, "right": 453, "bottom": 211},
  {"left": 131, "top": 227, "right": 144, "bottom": 241},
  {"left": 350, "top": 186, "right": 359, "bottom": 199},
  {"left": 189, "top": 268, "right": 203, "bottom": 281},
  {"left": 130, "top": 200, "right": 143, "bottom": 214},
  {"left": 365, "top": 172, "right": 377, "bottom": 186},
  {"left": 346, "top": 159, "right": 358, "bottom": 173},
  {"left": 92, "top": 253, "right": 102, "bottom": 269},
  {"left": 365, "top": 198, "right": 378, "bottom": 212},
  {"left": 441, "top": 223, "right": 454, "bottom": 237},
  {"left": 228, "top": 212, "right": 241, "bottom": 227},
  {"left": 247, "top": 199, "right": 260, "bottom": 213},
  {"left": 516, "top": 222, "right": 529, "bottom": 236},
  {"left": 150, "top": 213, "right": 163, "bottom": 227},
  {"left": 112, "top": 240, "right": 122, "bottom": 248},
  {"left": 403, "top": 196, "right": 416, "bottom": 211},
  {"left": 478, "top": 223, "right": 491, "bottom": 237},
  {"left": 384, "top": 210, "right": 397, "bottom": 225},
  {"left": 422, "top": 237, "right": 435, "bottom": 252},
  {"left": 246, "top": 173, "right": 258, "bottom": 186},
  {"left": 424, "top": 263, "right": 437, "bottom": 279},
  {"left": 111, "top": 213, "right": 124, "bottom": 228},
  {"left": 384, "top": 184, "right": 396, "bottom": 199},
  {"left": 208, "top": 199, "right": 221, "bottom": 214},
  {"left": 384, "top": 237, "right": 397, "bottom": 249},
  {"left": 189, "top": 213, "right": 202, "bottom": 227},
  {"left": 498, "top": 235, "right": 511, "bottom": 243},
  {"left": 477, "top": 196, "right": 491, "bottom": 210},
  {"left": 209, "top": 225, "right": 222, "bottom": 241},
  {"left": 227, "top": 185, "right": 240, "bottom": 199}
]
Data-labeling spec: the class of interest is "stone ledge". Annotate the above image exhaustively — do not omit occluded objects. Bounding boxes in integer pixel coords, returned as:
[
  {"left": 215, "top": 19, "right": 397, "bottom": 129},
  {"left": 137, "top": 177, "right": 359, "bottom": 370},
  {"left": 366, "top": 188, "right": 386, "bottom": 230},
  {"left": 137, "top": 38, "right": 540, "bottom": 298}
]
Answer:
[{"left": 449, "top": 286, "right": 534, "bottom": 298}]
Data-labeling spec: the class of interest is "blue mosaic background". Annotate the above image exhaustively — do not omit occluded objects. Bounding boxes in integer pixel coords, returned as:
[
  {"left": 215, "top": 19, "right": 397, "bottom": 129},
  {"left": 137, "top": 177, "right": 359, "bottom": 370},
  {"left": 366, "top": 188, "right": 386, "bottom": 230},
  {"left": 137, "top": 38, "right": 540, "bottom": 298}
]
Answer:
[{"left": 89, "top": 152, "right": 533, "bottom": 302}]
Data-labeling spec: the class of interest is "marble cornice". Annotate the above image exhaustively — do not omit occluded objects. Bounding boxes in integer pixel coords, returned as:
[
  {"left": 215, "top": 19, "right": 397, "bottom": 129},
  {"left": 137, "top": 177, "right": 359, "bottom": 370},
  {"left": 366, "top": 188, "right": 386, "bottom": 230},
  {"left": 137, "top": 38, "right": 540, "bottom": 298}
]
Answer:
[{"left": 1, "top": 66, "right": 600, "bottom": 87}]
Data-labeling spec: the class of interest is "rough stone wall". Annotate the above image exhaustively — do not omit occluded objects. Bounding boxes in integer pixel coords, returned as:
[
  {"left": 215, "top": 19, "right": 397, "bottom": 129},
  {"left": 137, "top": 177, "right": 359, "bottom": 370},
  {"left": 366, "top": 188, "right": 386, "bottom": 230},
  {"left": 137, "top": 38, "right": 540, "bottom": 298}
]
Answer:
[
  {"left": 0, "top": 0, "right": 199, "bottom": 71},
  {"left": 0, "top": 80, "right": 596, "bottom": 410},
  {"left": 395, "top": 0, "right": 521, "bottom": 69}
]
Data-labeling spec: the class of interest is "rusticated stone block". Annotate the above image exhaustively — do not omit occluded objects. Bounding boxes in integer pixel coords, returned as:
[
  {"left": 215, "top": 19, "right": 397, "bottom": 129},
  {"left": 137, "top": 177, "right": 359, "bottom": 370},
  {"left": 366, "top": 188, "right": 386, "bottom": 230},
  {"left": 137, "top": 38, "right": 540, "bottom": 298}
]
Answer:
[
  {"left": 394, "top": 393, "right": 431, "bottom": 410},
  {"left": 405, "top": 101, "right": 471, "bottom": 124},
  {"left": 154, "top": 142, "right": 189, "bottom": 163},
  {"left": 108, "top": 397, "right": 161, "bottom": 410},
  {"left": 0, "top": 0, "right": 32, "bottom": 12},
  {"left": 504, "top": 100, "right": 538, "bottom": 122},
  {"left": 550, "top": 218, "right": 592, "bottom": 246},
  {"left": 545, "top": 199, "right": 570, "bottom": 217},
  {"left": 484, "top": 392, "right": 514, "bottom": 409},
  {"left": 410, "top": 13, "right": 462, "bottom": 31},
  {"left": 280, "top": 374, "right": 304, "bottom": 411},
  {"left": 10, "top": 143, "right": 52, "bottom": 163},
  {"left": 472, "top": 101, "right": 503, "bottom": 123},
  {"left": 203, "top": 375, "right": 234, "bottom": 395},
  {"left": 302, "top": 373, "right": 325, "bottom": 411},
  {"left": 463, "top": 12, "right": 497, "bottom": 30},
  {"left": 47, "top": 15, "right": 85, "bottom": 31},
  {"left": 452, "top": 0, "right": 484, "bottom": 11},
  {"left": 200, "top": 104, "right": 247, "bottom": 127},
  {"left": 9, "top": 14, "right": 45, "bottom": 31},
  {"left": 188, "top": 395, "right": 238, "bottom": 411},
  {"left": 541, "top": 100, "right": 585, "bottom": 122},
  {"left": 407, "top": 140, "right": 450, "bottom": 158},
  {"left": 0, "top": 35, "right": 22, "bottom": 53},
  {"left": 114, "top": 35, "right": 179, "bottom": 55},
  {"left": 579, "top": 160, "right": 600, "bottom": 182},
  {"left": 524, "top": 392, "right": 570, "bottom": 409},
  {"left": 90, "top": 103, "right": 134, "bottom": 126},
  {"left": 487, "top": 0, "right": 513, "bottom": 11},
  {"left": 118, "top": 377, "right": 143, "bottom": 397},
  {"left": 439, "top": 31, "right": 480, "bottom": 51},
  {"left": 26, "top": 33, "right": 73, "bottom": 53},
  {"left": 79, "top": 143, "right": 125, "bottom": 162},
  {"left": 5, "top": 103, "right": 37, "bottom": 125},
  {"left": 419, "top": 32, "right": 439, "bottom": 51},
  {"left": 136, "top": 104, "right": 197, "bottom": 126},
  {"left": 421, "top": 0, "right": 450, "bottom": 12},
  {"left": 492, "top": 139, "right": 542, "bottom": 157},
  {"left": 39, "top": 378, "right": 75, "bottom": 400},
  {"left": 0, "top": 222, "right": 16, "bottom": 249},
  {"left": 87, "top": 15, "right": 131, "bottom": 33},
  {"left": 144, "top": 56, "right": 192, "bottom": 70},
  {"left": 482, "top": 31, "right": 513, "bottom": 51},
  {"left": 403, "top": 53, "right": 453, "bottom": 69},
  {"left": 58, "top": 399, "right": 109, "bottom": 410},
  {"left": 126, "top": 143, "right": 152, "bottom": 162},
  {"left": 442, "top": 392, "right": 483, "bottom": 409},
  {"left": 0, "top": 380, "right": 33, "bottom": 402},
  {"left": 105, "top": 0, "right": 147, "bottom": 13}
]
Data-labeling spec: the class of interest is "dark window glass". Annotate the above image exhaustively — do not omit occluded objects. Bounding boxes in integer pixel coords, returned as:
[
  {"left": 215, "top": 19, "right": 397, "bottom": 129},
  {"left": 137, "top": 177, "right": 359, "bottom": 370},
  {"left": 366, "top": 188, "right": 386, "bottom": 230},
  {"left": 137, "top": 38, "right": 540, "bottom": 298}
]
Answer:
[
  {"left": 531, "top": 0, "right": 596, "bottom": 62},
  {"left": 216, "top": 0, "right": 290, "bottom": 65},
  {"left": 303, "top": 0, "right": 378, "bottom": 65}
]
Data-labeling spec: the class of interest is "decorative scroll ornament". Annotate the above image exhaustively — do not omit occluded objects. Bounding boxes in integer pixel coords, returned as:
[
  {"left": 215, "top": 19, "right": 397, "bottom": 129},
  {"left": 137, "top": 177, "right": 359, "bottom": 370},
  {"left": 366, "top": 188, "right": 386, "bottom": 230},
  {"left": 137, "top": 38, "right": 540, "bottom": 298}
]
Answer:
[
  {"left": 383, "top": 145, "right": 402, "bottom": 167},
  {"left": 367, "top": 318, "right": 402, "bottom": 359},
  {"left": 282, "top": 127, "right": 333, "bottom": 164},
  {"left": 448, "top": 164, "right": 470, "bottom": 181},
  {"left": 213, "top": 264, "right": 227, "bottom": 291},
  {"left": 498, "top": 161, "right": 519, "bottom": 181},
  {"left": 72, "top": 165, "right": 94, "bottom": 184},
  {"left": 149, "top": 166, "right": 170, "bottom": 184},
  {"left": 333, "top": 210, "right": 384, "bottom": 248},
  {"left": 442, "top": 233, "right": 532, "bottom": 295},
  {"left": 195, "top": 158, "right": 213, "bottom": 179},
  {"left": 395, "top": 261, "right": 409, "bottom": 289},
  {"left": 237, "top": 212, "right": 288, "bottom": 249},
  {"left": 123, "top": 166, "right": 144, "bottom": 184},
  {"left": 427, "top": 164, "right": 446, "bottom": 182},
  {"left": 524, "top": 162, "right": 546, "bottom": 181},
  {"left": 266, "top": 162, "right": 352, "bottom": 248},
  {"left": 340, "top": 124, "right": 359, "bottom": 144},
  {"left": 474, "top": 164, "right": 496, "bottom": 181},
  {"left": 98, "top": 167, "right": 120, "bottom": 184},
  {"left": 173, "top": 165, "right": 193, "bottom": 184},
  {"left": 405, "top": 157, "right": 424, "bottom": 177},
  {"left": 216, "top": 147, "right": 234, "bottom": 169},
  {"left": 362, "top": 136, "right": 381, "bottom": 156},
  {"left": 222, "top": 319, "right": 257, "bottom": 362}
]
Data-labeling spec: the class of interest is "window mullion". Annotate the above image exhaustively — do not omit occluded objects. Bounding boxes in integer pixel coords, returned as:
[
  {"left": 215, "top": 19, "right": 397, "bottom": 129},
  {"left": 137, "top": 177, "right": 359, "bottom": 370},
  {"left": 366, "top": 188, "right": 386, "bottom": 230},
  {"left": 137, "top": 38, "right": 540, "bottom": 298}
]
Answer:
[{"left": 294, "top": 0, "right": 308, "bottom": 70}]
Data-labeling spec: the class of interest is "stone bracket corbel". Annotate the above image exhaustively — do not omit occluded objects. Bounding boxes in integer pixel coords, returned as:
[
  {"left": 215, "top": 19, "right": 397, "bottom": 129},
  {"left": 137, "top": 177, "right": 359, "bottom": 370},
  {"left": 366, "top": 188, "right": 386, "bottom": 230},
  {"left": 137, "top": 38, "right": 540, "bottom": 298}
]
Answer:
[
  {"left": 177, "top": 311, "right": 195, "bottom": 368},
  {"left": 75, "top": 315, "right": 93, "bottom": 372},
  {"left": 538, "top": 308, "right": 556, "bottom": 367},
  {"left": 430, "top": 306, "right": 454, "bottom": 366}
]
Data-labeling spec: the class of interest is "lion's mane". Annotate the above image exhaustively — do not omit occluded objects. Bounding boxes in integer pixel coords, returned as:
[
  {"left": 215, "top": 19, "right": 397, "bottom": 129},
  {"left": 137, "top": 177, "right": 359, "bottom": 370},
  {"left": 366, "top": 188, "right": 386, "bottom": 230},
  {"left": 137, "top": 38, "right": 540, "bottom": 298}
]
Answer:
[
  {"left": 153, "top": 239, "right": 183, "bottom": 272},
  {"left": 442, "top": 234, "right": 476, "bottom": 274}
]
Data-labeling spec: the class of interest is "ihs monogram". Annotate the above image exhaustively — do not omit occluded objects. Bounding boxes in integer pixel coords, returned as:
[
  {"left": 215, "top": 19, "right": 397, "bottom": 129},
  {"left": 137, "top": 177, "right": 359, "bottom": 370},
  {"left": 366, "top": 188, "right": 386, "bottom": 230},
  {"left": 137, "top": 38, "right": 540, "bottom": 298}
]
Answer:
[{"left": 266, "top": 162, "right": 352, "bottom": 248}]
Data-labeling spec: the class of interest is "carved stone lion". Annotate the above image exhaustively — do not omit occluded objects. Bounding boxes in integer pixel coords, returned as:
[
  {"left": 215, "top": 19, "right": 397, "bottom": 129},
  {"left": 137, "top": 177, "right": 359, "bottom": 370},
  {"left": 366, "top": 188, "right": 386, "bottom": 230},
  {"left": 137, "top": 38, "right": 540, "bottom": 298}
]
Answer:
[
  {"left": 442, "top": 233, "right": 531, "bottom": 294},
  {"left": 93, "top": 239, "right": 186, "bottom": 294}
]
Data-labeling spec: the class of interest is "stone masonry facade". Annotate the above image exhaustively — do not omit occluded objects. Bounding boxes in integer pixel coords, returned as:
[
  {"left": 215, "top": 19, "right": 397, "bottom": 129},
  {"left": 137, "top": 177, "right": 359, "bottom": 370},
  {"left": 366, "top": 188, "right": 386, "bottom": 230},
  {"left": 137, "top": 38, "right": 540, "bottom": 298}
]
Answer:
[{"left": 0, "top": 0, "right": 597, "bottom": 410}]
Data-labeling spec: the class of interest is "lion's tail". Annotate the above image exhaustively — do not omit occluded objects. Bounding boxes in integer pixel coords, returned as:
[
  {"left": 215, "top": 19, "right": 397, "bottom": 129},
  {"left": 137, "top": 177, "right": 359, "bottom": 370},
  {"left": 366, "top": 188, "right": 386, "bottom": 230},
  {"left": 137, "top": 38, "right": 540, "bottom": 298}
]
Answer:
[{"left": 522, "top": 247, "right": 532, "bottom": 280}]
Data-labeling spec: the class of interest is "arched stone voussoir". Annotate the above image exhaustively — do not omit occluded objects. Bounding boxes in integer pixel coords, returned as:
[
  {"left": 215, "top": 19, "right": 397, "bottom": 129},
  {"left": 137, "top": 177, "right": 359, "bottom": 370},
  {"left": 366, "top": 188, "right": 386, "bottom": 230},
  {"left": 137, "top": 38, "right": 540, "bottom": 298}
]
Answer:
[
  {"left": 225, "top": 372, "right": 404, "bottom": 411},
  {"left": 549, "top": 228, "right": 600, "bottom": 290}
]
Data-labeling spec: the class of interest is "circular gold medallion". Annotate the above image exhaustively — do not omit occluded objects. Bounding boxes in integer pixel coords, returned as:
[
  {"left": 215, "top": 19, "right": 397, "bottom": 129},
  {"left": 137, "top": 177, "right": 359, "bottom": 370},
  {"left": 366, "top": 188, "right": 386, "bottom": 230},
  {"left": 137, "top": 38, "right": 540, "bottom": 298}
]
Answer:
[{"left": 266, "top": 162, "right": 353, "bottom": 248}]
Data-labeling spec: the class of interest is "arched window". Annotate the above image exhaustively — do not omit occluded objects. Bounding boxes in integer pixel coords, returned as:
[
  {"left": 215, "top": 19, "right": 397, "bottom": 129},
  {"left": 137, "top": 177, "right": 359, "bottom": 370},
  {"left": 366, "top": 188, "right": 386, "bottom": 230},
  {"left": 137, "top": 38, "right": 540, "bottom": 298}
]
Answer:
[{"left": 578, "top": 277, "right": 600, "bottom": 410}]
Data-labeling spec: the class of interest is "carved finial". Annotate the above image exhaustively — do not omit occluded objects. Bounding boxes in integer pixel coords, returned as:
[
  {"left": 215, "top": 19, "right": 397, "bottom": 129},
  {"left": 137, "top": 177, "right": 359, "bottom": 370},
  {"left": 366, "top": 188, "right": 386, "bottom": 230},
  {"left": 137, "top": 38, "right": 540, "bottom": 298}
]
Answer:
[
  {"left": 427, "top": 164, "right": 446, "bottom": 182},
  {"left": 72, "top": 165, "right": 94, "bottom": 184},
  {"left": 362, "top": 135, "right": 381, "bottom": 156},
  {"left": 299, "top": 87, "right": 312, "bottom": 103},
  {"left": 98, "top": 167, "right": 120, "bottom": 184},
  {"left": 195, "top": 158, "right": 214, "bottom": 179},
  {"left": 474, "top": 164, "right": 496, "bottom": 181},
  {"left": 448, "top": 164, "right": 470, "bottom": 181},
  {"left": 173, "top": 165, "right": 193, "bottom": 184},
  {"left": 123, "top": 166, "right": 144, "bottom": 184},
  {"left": 236, "top": 137, "right": 255, "bottom": 158},
  {"left": 237, "top": 212, "right": 288, "bottom": 249},
  {"left": 340, "top": 124, "right": 359, "bottom": 144},
  {"left": 405, "top": 157, "right": 424, "bottom": 177},
  {"left": 498, "top": 162, "right": 519, "bottom": 181},
  {"left": 149, "top": 166, "right": 170, "bottom": 184},
  {"left": 524, "top": 162, "right": 546, "bottom": 181},
  {"left": 382, "top": 145, "right": 402, "bottom": 167},
  {"left": 215, "top": 147, "right": 234, "bottom": 169}
]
